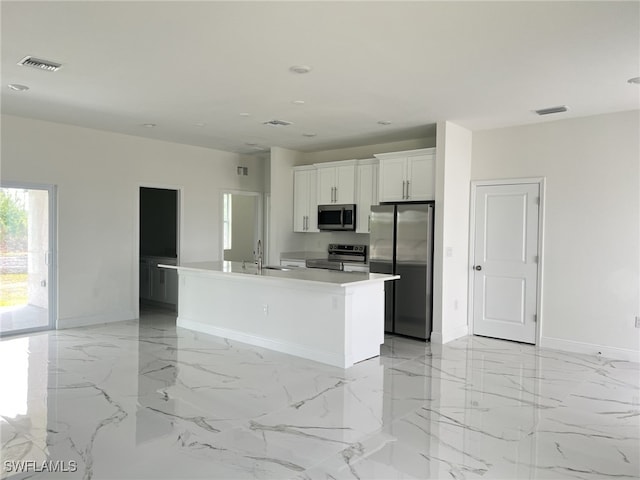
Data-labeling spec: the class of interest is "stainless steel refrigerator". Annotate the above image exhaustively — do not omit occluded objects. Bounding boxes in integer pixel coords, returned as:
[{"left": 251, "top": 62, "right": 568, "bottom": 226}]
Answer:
[{"left": 369, "top": 203, "right": 434, "bottom": 340}]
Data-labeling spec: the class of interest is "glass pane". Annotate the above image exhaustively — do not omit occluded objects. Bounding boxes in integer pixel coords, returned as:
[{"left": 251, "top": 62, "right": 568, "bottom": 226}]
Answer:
[{"left": 0, "top": 187, "right": 51, "bottom": 334}]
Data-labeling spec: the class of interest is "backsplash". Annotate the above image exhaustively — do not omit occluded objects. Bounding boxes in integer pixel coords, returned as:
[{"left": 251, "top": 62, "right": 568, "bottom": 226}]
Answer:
[{"left": 301, "top": 231, "right": 370, "bottom": 253}]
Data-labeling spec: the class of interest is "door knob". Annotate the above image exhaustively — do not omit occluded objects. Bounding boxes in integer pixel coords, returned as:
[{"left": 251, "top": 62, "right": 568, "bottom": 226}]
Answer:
[{"left": 474, "top": 265, "right": 482, "bottom": 271}]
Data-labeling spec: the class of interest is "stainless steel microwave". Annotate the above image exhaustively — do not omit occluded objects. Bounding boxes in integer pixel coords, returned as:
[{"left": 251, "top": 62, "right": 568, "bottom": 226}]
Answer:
[{"left": 317, "top": 204, "right": 356, "bottom": 231}]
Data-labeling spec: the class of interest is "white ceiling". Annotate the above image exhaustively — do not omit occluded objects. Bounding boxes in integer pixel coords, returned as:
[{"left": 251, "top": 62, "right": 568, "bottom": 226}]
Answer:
[{"left": 2, "top": 1, "right": 639, "bottom": 155}]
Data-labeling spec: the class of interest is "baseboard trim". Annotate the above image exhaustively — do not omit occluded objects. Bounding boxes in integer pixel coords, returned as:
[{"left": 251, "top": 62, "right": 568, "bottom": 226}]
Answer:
[
  {"left": 57, "top": 311, "right": 135, "bottom": 329},
  {"left": 430, "top": 324, "right": 469, "bottom": 345},
  {"left": 178, "top": 317, "right": 352, "bottom": 368},
  {"left": 540, "top": 336, "right": 640, "bottom": 363}
]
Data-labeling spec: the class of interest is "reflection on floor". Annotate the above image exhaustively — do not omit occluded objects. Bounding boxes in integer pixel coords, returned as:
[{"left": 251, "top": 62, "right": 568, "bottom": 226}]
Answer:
[
  {"left": 0, "top": 304, "right": 48, "bottom": 334},
  {"left": 0, "top": 309, "right": 638, "bottom": 479}
]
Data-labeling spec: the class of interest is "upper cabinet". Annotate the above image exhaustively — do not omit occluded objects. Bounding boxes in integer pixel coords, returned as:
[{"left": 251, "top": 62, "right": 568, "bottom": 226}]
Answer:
[
  {"left": 356, "top": 159, "right": 378, "bottom": 233},
  {"left": 375, "top": 148, "right": 436, "bottom": 202},
  {"left": 315, "top": 160, "right": 357, "bottom": 204},
  {"left": 293, "top": 166, "right": 319, "bottom": 232}
]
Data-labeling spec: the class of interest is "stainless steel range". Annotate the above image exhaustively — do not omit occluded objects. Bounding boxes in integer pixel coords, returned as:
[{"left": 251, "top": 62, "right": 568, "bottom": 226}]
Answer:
[{"left": 305, "top": 244, "right": 367, "bottom": 271}]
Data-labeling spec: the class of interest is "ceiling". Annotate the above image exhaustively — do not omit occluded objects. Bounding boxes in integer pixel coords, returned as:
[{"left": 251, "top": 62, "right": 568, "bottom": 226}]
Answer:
[{"left": 2, "top": 1, "right": 639, "bottom": 155}]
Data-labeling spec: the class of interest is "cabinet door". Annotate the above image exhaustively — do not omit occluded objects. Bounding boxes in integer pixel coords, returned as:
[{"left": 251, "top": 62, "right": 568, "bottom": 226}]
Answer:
[
  {"left": 317, "top": 167, "right": 336, "bottom": 204},
  {"left": 379, "top": 157, "right": 406, "bottom": 202},
  {"left": 150, "top": 263, "right": 165, "bottom": 302},
  {"left": 306, "top": 169, "right": 319, "bottom": 232},
  {"left": 139, "top": 260, "right": 151, "bottom": 300},
  {"left": 293, "top": 170, "right": 310, "bottom": 232},
  {"left": 164, "top": 268, "right": 178, "bottom": 306},
  {"left": 335, "top": 165, "right": 356, "bottom": 204},
  {"left": 407, "top": 154, "right": 435, "bottom": 201},
  {"left": 356, "top": 163, "right": 377, "bottom": 233}
]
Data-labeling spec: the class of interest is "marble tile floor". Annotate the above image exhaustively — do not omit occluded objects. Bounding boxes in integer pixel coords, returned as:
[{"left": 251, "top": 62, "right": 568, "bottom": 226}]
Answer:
[{"left": 1, "top": 309, "right": 638, "bottom": 480}]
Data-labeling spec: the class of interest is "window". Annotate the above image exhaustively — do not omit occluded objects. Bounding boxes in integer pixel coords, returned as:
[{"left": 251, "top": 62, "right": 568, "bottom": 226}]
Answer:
[{"left": 223, "top": 193, "right": 232, "bottom": 250}]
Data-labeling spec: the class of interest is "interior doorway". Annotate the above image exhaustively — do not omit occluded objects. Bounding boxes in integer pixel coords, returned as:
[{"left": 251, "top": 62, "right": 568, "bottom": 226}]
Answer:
[
  {"left": 0, "top": 183, "right": 57, "bottom": 336},
  {"left": 469, "top": 179, "right": 543, "bottom": 344},
  {"left": 138, "top": 186, "right": 180, "bottom": 313},
  {"left": 221, "top": 191, "right": 263, "bottom": 263}
]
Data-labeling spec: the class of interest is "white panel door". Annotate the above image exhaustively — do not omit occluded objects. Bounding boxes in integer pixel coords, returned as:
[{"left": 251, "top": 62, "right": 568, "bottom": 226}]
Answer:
[{"left": 472, "top": 183, "right": 539, "bottom": 344}]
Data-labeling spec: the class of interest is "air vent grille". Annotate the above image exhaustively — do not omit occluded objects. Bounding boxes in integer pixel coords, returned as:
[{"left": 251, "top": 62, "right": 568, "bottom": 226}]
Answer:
[
  {"left": 18, "top": 56, "right": 62, "bottom": 72},
  {"left": 535, "top": 105, "right": 568, "bottom": 116},
  {"left": 263, "top": 119, "right": 293, "bottom": 127}
]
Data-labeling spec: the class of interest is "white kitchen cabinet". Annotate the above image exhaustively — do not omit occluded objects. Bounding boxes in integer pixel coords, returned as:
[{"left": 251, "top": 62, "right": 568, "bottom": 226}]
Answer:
[
  {"left": 315, "top": 161, "right": 356, "bottom": 204},
  {"left": 375, "top": 148, "right": 436, "bottom": 202},
  {"left": 293, "top": 166, "right": 318, "bottom": 232},
  {"left": 356, "top": 159, "right": 378, "bottom": 233},
  {"left": 140, "top": 256, "right": 178, "bottom": 306}
]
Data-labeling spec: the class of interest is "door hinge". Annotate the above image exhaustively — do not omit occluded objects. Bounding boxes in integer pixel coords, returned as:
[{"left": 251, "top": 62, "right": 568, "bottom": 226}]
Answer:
[
  {"left": 535, "top": 197, "right": 540, "bottom": 205},
  {"left": 533, "top": 314, "right": 537, "bottom": 323},
  {"left": 534, "top": 255, "right": 538, "bottom": 263}
]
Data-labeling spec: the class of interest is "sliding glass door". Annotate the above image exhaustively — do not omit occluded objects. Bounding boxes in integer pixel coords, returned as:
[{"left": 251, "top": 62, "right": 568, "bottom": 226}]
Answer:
[{"left": 0, "top": 184, "right": 56, "bottom": 336}]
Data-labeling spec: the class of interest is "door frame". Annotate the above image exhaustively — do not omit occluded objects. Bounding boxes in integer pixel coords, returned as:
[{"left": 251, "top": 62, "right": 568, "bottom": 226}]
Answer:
[
  {"left": 467, "top": 177, "right": 546, "bottom": 345},
  {"left": 134, "top": 183, "right": 183, "bottom": 319},
  {"left": 0, "top": 181, "right": 57, "bottom": 336},
  {"left": 219, "top": 190, "right": 263, "bottom": 263}
]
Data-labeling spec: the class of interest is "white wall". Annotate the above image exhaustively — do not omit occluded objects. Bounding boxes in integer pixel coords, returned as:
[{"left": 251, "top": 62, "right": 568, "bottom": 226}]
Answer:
[
  {"left": 1, "top": 114, "right": 264, "bottom": 328},
  {"left": 472, "top": 110, "right": 640, "bottom": 359},
  {"left": 267, "top": 146, "right": 305, "bottom": 263},
  {"left": 432, "top": 121, "right": 472, "bottom": 344}
]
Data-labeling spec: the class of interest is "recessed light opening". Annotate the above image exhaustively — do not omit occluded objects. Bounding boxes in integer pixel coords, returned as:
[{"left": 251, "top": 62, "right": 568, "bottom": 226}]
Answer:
[
  {"left": 8, "top": 84, "right": 29, "bottom": 92},
  {"left": 289, "top": 65, "right": 312, "bottom": 74},
  {"left": 263, "top": 119, "right": 293, "bottom": 127}
]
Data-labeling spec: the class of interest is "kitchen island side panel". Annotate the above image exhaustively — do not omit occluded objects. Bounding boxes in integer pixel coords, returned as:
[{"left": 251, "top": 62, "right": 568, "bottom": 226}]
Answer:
[{"left": 175, "top": 269, "right": 385, "bottom": 368}]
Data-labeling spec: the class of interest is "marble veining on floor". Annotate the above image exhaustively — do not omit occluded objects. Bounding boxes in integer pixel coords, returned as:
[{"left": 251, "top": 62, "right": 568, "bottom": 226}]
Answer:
[{"left": 1, "top": 309, "right": 638, "bottom": 479}]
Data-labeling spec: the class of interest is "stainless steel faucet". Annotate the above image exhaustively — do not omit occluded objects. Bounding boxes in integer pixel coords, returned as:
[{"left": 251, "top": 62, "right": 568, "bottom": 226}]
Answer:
[{"left": 256, "top": 239, "right": 263, "bottom": 272}]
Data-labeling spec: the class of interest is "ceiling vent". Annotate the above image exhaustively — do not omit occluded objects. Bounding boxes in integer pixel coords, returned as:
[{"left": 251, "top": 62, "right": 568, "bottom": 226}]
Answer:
[
  {"left": 18, "top": 56, "right": 62, "bottom": 72},
  {"left": 534, "top": 105, "right": 568, "bottom": 116},
  {"left": 263, "top": 119, "right": 293, "bottom": 127}
]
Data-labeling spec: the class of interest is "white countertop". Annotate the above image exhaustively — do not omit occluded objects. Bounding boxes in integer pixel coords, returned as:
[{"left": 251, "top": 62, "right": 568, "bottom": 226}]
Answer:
[{"left": 160, "top": 261, "right": 397, "bottom": 287}]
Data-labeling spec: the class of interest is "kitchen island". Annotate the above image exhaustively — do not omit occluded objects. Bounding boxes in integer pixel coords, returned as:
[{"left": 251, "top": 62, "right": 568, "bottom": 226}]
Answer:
[{"left": 160, "top": 261, "right": 398, "bottom": 368}]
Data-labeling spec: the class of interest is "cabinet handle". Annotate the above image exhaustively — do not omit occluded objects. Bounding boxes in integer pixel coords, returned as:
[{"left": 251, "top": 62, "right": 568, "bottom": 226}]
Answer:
[
  {"left": 406, "top": 180, "right": 410, "bottom": 199},
  {"left": 402, "top": 181, "right": 406, "bottom": 199},
  {"left": 304, "top": 215, "right": 307, "bottom": 231},
  {"left": 368, "top": 215, "right": 371, "bottom": 232}
]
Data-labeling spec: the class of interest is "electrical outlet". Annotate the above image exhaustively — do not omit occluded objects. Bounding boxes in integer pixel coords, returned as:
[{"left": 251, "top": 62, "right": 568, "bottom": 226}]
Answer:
[{"left": 635, "top": 316, "right": 640, "bottom": 328}]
